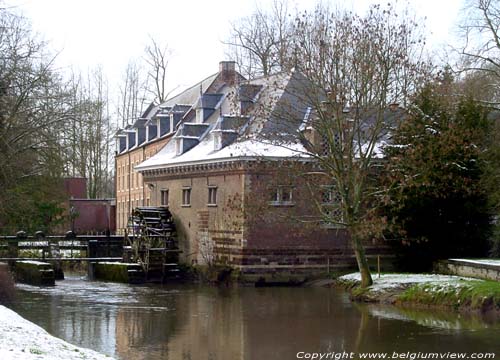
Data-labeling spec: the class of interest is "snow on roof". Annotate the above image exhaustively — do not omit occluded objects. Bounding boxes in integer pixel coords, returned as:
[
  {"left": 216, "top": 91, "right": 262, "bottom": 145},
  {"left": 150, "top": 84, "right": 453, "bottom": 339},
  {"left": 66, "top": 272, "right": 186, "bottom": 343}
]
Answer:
[
  {"left": 136, "top": 136, "right": 310, "bottom": 171},
  {"left": 0, "top": 305, "right": 114, "bottom": 359},
  {"left": 135, "top": 71, "right": 312, "bottom": 172}
]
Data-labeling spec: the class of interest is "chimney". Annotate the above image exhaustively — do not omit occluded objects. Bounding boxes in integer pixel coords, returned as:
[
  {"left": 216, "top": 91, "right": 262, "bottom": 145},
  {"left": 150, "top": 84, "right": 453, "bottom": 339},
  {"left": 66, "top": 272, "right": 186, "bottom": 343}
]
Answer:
[
  {"left": 219, "top": 61, "right": 237, "bottom": 86},
  {"left": 389, "top": 103, "right": 400, "bottom": 112}
]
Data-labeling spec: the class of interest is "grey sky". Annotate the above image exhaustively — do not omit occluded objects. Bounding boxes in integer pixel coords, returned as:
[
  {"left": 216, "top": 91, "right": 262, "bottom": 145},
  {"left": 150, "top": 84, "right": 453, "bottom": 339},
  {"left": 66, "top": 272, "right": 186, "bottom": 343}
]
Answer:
[{"left": 4, "top": 0, "right": 464, "bottom": 102}]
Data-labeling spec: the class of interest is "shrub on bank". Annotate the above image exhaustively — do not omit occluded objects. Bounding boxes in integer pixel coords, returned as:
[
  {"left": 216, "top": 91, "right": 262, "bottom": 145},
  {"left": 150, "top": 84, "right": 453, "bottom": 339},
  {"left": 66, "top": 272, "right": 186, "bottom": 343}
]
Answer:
[
  {"left": 336, "top": 272, "right": 500, "bottom": 312},
  {"left": 398, "top": 280, "right": 500, "bottom": 312},
  {"left": 0, "top": 264, "right": 16, "bottom": 304}
]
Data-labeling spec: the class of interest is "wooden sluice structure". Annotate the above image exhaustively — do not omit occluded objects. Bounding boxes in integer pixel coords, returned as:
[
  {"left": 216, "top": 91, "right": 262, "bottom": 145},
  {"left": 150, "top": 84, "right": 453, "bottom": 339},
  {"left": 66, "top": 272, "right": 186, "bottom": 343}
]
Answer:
[
  {"left": 0, "top": 207, "right": 181, "bottom": 285},
  {"left": 0, "top": 231, "right": 124, "bottom": 262}
]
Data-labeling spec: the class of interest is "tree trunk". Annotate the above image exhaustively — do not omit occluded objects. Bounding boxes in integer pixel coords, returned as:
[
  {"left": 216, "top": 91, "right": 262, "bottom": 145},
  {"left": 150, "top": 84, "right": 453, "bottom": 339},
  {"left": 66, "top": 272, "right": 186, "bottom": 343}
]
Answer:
[{"left": 352, "top": 233, "right": 373, "bottom": 287}]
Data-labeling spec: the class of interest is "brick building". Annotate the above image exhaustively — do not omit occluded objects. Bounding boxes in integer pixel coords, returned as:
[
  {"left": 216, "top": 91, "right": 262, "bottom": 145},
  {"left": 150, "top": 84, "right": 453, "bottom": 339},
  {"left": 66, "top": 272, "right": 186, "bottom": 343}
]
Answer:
[
  {"left": 114, "top": 61, "right": 244, "bottom": 233},
  {"left": 131, "top": 62, "right": 396, "bottom": 277},
  {"left": 116, "top": 61, "right": 396, "bottom": 277}
]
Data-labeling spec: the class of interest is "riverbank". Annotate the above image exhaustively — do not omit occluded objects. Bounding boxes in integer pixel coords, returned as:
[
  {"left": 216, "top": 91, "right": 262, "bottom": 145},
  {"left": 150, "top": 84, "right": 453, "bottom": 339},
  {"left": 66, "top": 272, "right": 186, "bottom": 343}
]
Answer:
[
  {"left": 336, "top": 273, "right": 500, "bottom": 313},
  {"left": 0, "top": 305, "right": 114, "bottom": 359}
]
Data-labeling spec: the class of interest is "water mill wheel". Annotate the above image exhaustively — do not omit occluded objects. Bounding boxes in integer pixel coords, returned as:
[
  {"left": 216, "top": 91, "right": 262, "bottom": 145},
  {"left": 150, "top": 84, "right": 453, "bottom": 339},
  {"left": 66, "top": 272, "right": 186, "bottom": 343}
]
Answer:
[{"left": 125, "top": 207, "right": 180, "bottom": 282}]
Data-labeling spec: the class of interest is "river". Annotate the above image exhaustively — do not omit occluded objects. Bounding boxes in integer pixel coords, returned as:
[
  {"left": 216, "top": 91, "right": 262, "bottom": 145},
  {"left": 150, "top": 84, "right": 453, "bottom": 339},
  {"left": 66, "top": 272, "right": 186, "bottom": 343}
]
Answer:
[{"left": 9, "top": 275, "right": 500, "bottom": 360}]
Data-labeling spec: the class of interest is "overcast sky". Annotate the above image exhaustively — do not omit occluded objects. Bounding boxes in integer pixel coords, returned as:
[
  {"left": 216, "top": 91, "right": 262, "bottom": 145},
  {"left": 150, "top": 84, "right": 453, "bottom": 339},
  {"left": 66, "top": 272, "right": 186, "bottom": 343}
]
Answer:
[{"left": 4, "top": 0, "right": 464, "bottom": 103}]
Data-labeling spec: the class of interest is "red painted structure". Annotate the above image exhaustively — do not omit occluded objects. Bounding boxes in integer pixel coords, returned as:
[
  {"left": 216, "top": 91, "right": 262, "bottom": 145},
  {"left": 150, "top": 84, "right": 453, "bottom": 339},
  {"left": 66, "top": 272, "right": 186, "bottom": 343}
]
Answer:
[
  {"left": 69, "top": 199, "right": 116, "bottom": 234},
  {"left": 64, "top": 177, "right": 87, "bottom": 199},
  {"left": 63, "top": 178, "right": 116, "bottom": 234}
]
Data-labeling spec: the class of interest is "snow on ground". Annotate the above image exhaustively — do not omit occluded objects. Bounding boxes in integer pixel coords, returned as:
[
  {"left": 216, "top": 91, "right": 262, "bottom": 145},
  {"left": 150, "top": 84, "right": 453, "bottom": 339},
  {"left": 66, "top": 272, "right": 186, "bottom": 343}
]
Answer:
[
  {"left": 16, "top": 261, "right": 50, "bottom": 266},
  {"left": 339, "top": 273, "right": 477, "bottom": 293},
  {"left": 449, "top": 258, "right": 500, "bottom": 267},
  {"left": 0, "top": 305, "right": 114, "bottom": 360}
]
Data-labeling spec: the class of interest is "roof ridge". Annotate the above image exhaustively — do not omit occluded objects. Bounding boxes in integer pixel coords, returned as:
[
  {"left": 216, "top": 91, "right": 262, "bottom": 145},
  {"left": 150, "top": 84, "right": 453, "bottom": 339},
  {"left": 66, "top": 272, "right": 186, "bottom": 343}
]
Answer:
[{"left": 160, "top": 72, "right": 219, "bottom": 105}]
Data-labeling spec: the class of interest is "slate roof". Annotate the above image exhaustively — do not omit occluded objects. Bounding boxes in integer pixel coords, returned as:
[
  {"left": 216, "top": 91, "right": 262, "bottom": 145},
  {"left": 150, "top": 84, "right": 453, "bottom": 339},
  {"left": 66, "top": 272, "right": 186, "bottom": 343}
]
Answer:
[
  {"left": 125, "top": 66, "right": 407, "bottom": 172},
  {"left": 136, "top": 70, "right": 312, "bottom": 172},
  {"left": 142, "top": 73, "right": 219, "bottom": 120}
]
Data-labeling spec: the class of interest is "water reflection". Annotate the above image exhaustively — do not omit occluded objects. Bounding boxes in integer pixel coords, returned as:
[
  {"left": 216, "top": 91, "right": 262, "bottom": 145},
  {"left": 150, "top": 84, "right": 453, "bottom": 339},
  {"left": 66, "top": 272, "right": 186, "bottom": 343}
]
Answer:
[
  {"left": 366, "top": 304, "right": 500, "bottom": 331},
  {"left": 10, "top": 278, "right": 500, "bottom": 360}
]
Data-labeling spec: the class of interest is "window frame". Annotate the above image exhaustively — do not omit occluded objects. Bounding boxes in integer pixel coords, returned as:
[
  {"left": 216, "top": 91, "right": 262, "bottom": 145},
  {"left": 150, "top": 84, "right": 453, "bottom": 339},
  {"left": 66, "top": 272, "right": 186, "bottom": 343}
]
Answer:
[
  {"left": 160, "top": 188, "right": 169, "bottom": 206},
  {"left": 268, "top": 185, "right": 294, "bottom": 207},
  {"left": 182, "top": 187, "right": 192, "bottom": 207},
  {"left": 320, "top": 185, "right": 344, "bottom": 228},
  {"left": 207, "top": 186, "right": 218, "bottom": 207}
]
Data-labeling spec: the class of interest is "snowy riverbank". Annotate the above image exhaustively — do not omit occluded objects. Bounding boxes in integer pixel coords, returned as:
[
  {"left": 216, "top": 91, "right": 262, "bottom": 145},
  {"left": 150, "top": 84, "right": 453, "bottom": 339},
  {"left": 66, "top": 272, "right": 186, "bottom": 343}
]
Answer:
[
  {"left": 0, "top": 305, "right": 114, "bottom": 360},
  {"left": 336, "top": 273, "right": 500, "bottom": 313}
]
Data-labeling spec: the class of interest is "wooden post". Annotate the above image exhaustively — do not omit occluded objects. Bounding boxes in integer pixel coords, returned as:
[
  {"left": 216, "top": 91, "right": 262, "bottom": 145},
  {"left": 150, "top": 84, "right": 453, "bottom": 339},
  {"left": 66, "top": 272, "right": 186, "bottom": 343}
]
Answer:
[
  {"left": 66, "top": 231, "right": 76, "bottom": 259},
  {"left": 10, "top": 232, "right": 23, "bottom": 258},
  {"left": 106, "top": 231, "right": 111, "bottom": 257},
  {"left": 377, "top": 255, "right": 381, "bottom": 279}
]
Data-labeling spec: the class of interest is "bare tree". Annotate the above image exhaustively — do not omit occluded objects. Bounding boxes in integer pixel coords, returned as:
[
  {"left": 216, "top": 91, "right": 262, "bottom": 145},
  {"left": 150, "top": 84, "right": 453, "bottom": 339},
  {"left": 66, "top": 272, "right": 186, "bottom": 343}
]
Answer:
[
  {"left": 458, "top": 0, "right": 500, "bottom": 105},
  {"left": 0, "top": 9, "right": 73, "bottom": 181},
  {"left": 262, "top": 4, "right": 430, "bottom": 287},
  {"left": 64, "top": 67, "right": 113, "bottom": 199},
  {"left": 0, "top": 7, "right": 76, "bottom": 231},
  {"left": 117, "top": 59, "right": 148, "bottom": 127},
  {"left": 144, "top": 37, "right": 172, "bottom": 104},
  {"left": 224, "top": 0, "right": 293, "bottom": 79}
]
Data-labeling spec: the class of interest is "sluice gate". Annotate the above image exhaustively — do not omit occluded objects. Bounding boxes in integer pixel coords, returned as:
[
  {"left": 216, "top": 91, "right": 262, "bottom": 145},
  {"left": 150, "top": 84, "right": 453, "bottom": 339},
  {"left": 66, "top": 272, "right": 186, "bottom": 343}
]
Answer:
[{"left": 0, "top": 206, "right": 181, "bottom": 284}]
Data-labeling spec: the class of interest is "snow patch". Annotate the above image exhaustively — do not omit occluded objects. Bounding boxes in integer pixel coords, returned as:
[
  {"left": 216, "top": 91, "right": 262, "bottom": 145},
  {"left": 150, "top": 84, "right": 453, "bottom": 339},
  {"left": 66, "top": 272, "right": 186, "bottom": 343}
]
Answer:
[
  {"left": 339, "top": 273, "right": 477, "bottom": 292},
  {"left": 96, "top": 262, "right": 137, "bottom": 266},
  {"left": 0, "top": 305, "right": 114, "bottom": 359},
  {"left": 17, "top": 261, "right": 49, "bottom": 266},
  {"left": 450, "top": 259, "right": 500, "bottom": 267}
]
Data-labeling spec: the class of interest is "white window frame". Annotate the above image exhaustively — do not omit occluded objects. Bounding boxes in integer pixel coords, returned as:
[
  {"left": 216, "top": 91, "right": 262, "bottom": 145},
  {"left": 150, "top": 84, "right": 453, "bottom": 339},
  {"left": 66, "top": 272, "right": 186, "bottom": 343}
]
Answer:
[
  {"left": 269, "top": 185, "right": 294, "bottom": 206},
  {"left": 207, "top": 186, "right": 218, "bottom": 206},
  {"left": 160, "top": 189, "right": 169, "bottom": 206},
  {"left": 182, "top": 187, "right": 191, "bottom": 207},
  {"left": 321, "top": 185, "right": 344, "bottom": 228}
]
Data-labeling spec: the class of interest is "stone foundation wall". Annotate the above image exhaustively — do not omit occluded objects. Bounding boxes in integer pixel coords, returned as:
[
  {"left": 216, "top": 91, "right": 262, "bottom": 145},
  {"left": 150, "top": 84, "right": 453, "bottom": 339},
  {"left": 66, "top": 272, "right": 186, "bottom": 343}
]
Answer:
[
  {"left": 435, "top": 259, "right": 500, "bottom": 281},
  {"left": 14, "top": 261, "right": 55, "bottom": 286},
  {"left": 216, "top": 243, "right": 394, "bottom": 276}
]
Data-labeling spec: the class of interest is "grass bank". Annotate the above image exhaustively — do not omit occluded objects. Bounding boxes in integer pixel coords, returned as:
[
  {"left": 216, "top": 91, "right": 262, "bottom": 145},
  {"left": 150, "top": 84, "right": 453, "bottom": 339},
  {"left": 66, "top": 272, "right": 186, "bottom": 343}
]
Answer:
[{"left": 336, "top": 273, "right": 500, "bottom": 313}]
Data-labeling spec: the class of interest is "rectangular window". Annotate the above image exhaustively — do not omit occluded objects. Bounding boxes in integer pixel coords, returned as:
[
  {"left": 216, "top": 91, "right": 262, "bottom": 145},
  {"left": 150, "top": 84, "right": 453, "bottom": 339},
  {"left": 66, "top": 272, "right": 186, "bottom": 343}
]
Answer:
[
  {"left": 269, "top": 186, "right": 294, "bottom": 206},
  {"left": 321, "top": 185, "right": 343, "bottom": 227},
  {"left": 321, "top": 133, "right": 342, "bottom": 156},
  {"left": 182, "top": 188, "right": 191, "bottom": 207},
  {"left": 208, "top": 186, "right": 217, "bottom": 206},
  {"left": 160, "top": 189, "right": 169, "bottom": 206},
  {"left": 136, "top": 162, "right": 140, "bottom": 189}
]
